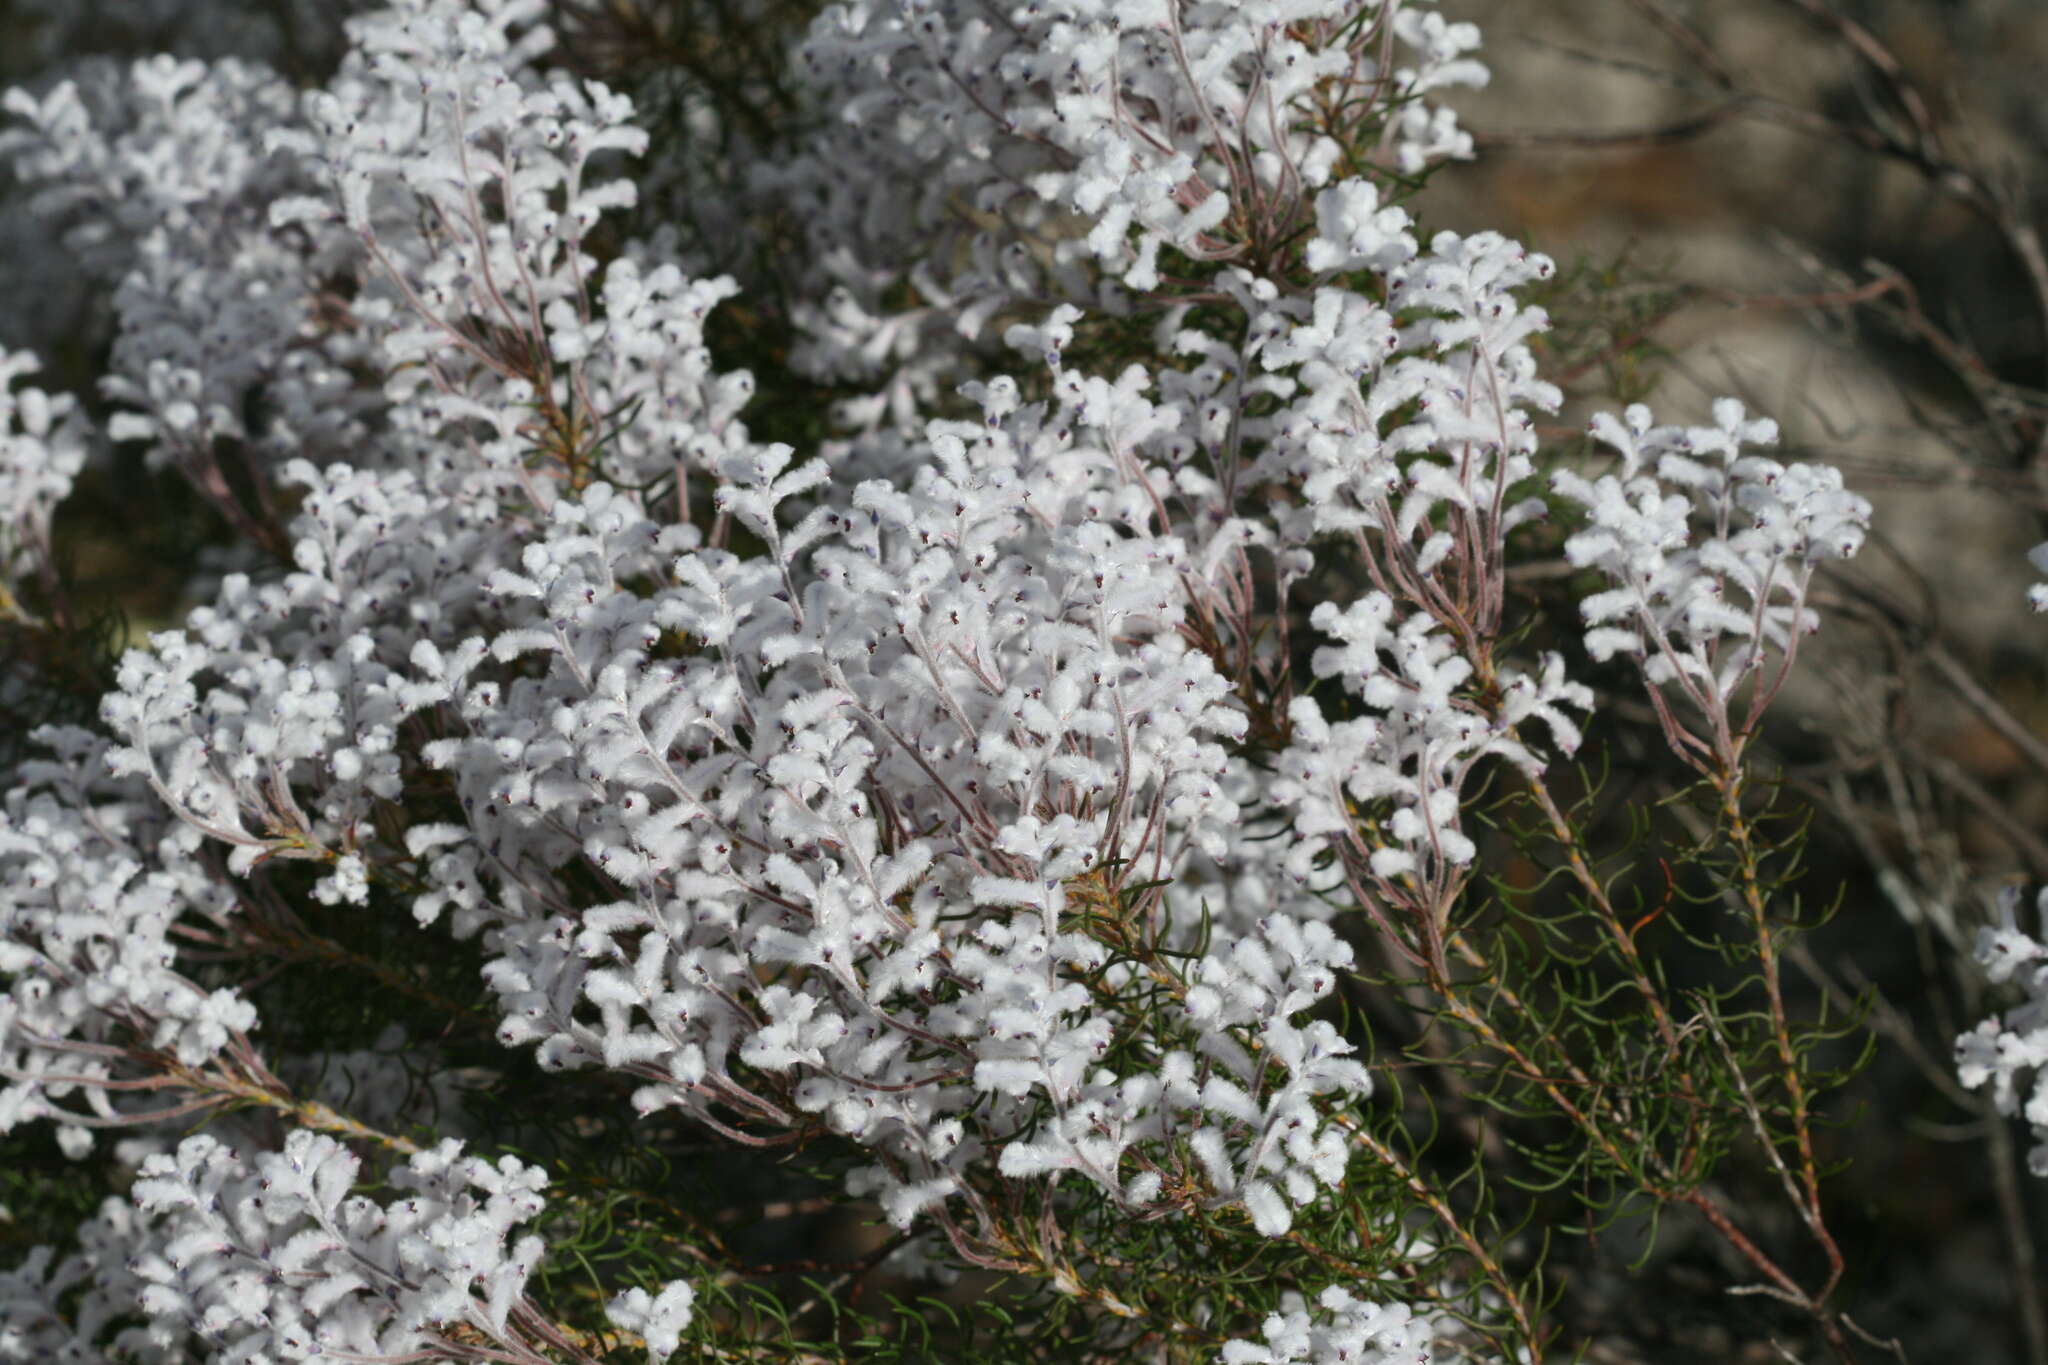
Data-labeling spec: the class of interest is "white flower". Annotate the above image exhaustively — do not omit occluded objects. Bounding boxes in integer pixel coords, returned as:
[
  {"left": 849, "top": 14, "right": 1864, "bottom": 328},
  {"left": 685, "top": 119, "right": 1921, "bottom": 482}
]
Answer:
[
  {"left": 607, "top": 1280, "right": 697, "bottom": 1362},
  {"left": 1553, "top": 397, "right": 1870, "bottom": 761},
  {"left": 1958, "top": 887, "right": 2048, "bottom": 1176},
  {"left": 0, "top": 352, "right": 88, "bottom": 609},
  {"left": 1219, "top": 1284, "right": 1439, "bottom": 1363}
]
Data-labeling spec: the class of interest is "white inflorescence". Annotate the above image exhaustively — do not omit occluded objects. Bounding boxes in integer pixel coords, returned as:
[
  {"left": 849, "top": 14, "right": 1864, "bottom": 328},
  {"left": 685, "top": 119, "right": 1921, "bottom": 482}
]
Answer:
[
  {"left": 5, "top": 1129, "right": 556, "bottom": 1363},
  {"left": 1550, "top": 398, "right": 1871, "bottom": 764},
  {"left": 1958, "top": 886, "right": 2048, "bottom": 1177},
  {"left": 766, "top": 0, "right": 1487, "bottom": 411},
  {"left": 0, "top": 351, "right": 89, "bottom": 612},
  {"left": 0, "top": 726, "right": 252, "bottom": 1153},
  {"left": 1219, "top": 1284, "right": 1437, "bottom": 1364}
]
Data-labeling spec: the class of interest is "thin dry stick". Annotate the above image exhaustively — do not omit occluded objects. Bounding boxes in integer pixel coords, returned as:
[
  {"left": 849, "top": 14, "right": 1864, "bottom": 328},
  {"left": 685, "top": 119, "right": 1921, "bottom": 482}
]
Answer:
[
  {"left": 1499, "top": 0, "right": 2048, "bottom": 475},
  {"left": 1924, "top": 644, "right": 2048, "bottom": 782}
]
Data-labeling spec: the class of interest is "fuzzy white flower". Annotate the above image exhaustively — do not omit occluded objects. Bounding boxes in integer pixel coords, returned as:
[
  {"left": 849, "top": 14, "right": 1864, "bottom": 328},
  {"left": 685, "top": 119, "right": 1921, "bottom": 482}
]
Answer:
[
  {"left": 607, "top": 1279, "right": 697, "bottom": 1362},
  {"left": 1219, "top": 1284, "right": 1438, "bottom": 1363},
  {"left": 0, "top": 351, "right": 87, "bottom": 613},
  {"left": 1958, "top": 887, "right": 2048, "bottom": 1176},
  {"left": 1552, "top": 397, "right": 1870, "bottom": 765}
]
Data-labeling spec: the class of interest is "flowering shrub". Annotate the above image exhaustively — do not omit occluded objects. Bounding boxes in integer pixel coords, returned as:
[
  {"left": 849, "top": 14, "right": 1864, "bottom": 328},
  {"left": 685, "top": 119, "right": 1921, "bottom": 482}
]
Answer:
[{"left": 3, "top": 0, "right": 2032, "bottom": 1360}]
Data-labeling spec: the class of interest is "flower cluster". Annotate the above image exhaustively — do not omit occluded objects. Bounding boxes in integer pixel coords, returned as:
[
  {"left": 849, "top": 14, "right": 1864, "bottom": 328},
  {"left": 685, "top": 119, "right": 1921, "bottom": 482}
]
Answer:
[
  {"left": 0, "top": 0, "right": 1891, "bottom": 1358},
  {"left": 1235, "top": 208, "right": 1588, "bottom": 962},
  {"left": 1957, "top": 875, "right": 2048, "bottom": 1178},
  {"left": 767, "top": 0, "right": 1487, "bottom": 400},
  {"left": 0, "top": 1194, "right": 172, "bottom": 1362},
  {"left": 0, "top": 350, "right": 87, "bottom": 614},
  {"left": 422, "top": 385, "right": 1357, "bottom": 1233},
  {"left": 0, "top": 1128, "right": 591, "bottom": 1363},
  {"left": 2, "top": 52, "right": 369, "bottom": 508},
  {"left": 1219, "top": 1284, "right": 1437, "bottom": 1364},
  {"left": 1552, "top": 398, "right": 1871, "bottom": 768},
  {"left": 0, "top": 725, "right": 251, "bottom": 1150},
  {"left": 604, "top": 1280, "right": 697, "bottom": 1365}
]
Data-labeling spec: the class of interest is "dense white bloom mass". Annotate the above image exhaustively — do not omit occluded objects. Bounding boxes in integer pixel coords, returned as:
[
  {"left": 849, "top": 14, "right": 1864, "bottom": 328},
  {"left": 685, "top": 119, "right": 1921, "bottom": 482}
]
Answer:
[
  {"left": 3, "top": 53, "right": 370, "bottom": 500},
  {"left": 768, "top": 0, "right": 1488, "bottom": 407},
  {"left": 0, "top": 0, "right": 1884, "bottom": 1357},
  {"left": 0, "top": 1128, "right": 558, "bottom": 1362},
  {"left": 0, "top": 726, "right": 252, "bottom": 1146}
]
